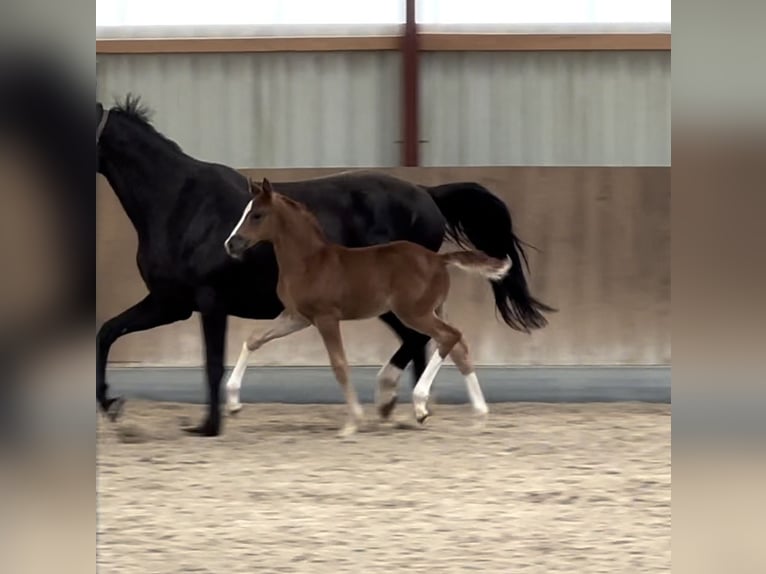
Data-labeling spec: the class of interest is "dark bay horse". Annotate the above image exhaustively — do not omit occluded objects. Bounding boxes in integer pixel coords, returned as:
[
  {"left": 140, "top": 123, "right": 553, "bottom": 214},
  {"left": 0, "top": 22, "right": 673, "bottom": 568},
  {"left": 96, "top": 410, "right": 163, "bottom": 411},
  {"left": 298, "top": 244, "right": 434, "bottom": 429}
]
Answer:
[
  {"left": 225, "top": 178, "right": 511, "bottom": 435},
  {"left": 96, "top": 96, "right": 554, "bottom": 437}
]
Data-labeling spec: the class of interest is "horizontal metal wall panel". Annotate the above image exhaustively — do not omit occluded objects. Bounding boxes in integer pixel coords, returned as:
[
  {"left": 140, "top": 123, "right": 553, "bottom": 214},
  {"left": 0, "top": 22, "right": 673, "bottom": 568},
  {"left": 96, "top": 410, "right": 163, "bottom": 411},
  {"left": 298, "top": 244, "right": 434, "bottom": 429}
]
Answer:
[
  {"left": 97, "top": 52, "right": 401, "bottom": 168},
  {"left": 420, "top": 51, "right": 670, "bottom": 166},
  {"left": 97, "top": 49, "right": 670, "bottom": 167}
]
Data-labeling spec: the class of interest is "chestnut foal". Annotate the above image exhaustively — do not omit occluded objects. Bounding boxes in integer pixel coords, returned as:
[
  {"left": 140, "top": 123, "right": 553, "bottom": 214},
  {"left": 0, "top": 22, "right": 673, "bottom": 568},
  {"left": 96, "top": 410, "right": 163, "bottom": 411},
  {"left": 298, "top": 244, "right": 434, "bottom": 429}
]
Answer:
[{"left": 224, "top": 178, "right": 511, "bottom": 436}]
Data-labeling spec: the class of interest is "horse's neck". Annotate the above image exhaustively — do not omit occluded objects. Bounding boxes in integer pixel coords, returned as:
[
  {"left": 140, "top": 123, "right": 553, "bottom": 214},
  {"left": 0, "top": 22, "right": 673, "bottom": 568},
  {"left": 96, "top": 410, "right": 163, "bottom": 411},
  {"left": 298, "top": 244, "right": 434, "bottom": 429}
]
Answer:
[
  {"left": 100, "top": 129, "right": 188, "bottom": 235},
  {"left": 271, "top": 215, "right": 328, "bottom": 275}
]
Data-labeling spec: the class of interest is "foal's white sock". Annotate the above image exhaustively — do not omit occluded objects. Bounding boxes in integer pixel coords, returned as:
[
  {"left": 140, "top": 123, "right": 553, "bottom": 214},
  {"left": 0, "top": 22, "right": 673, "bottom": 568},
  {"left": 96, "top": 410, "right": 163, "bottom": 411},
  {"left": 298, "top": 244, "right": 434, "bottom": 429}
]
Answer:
[
  {"left": 225, "top": 342, "right": 250, "bottom": 411},
  {"left": 376, "top": 363, "right": 403, "bottom": 402},
  {"left": 377, "top": 362, "right": 403, "bottom": 381},
  {"left": 412, "top": 351, "right": 444, "bottom": 417},
  {"left": 464, "top": 372, "right": 489, "bottom": 414}
]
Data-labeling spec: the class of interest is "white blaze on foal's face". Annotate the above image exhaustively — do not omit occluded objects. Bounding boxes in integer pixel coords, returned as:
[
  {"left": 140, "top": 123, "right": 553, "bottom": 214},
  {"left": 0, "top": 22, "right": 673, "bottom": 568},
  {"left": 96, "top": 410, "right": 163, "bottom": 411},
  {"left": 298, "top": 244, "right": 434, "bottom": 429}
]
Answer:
[
  {"left": 226, "top": 199, "right": 253, "bottom": 243},
  {"left": 224, "top": 199, "right": 253, "bottom": 256}
]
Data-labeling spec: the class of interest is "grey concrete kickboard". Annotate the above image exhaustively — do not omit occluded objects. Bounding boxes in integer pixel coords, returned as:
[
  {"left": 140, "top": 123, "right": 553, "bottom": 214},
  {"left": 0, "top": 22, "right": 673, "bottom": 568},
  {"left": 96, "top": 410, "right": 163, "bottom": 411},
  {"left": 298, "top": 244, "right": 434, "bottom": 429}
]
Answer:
[{"left": 107, "top": 366, "right": 670, "bottom": 404}]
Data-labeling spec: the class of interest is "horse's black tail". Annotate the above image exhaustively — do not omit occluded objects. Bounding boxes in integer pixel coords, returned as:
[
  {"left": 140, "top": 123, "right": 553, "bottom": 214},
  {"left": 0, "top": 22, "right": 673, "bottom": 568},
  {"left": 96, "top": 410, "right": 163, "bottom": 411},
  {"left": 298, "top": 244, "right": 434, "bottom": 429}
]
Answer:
[{"left": 426, "top": 182, "right": 556, "bottom": 333}]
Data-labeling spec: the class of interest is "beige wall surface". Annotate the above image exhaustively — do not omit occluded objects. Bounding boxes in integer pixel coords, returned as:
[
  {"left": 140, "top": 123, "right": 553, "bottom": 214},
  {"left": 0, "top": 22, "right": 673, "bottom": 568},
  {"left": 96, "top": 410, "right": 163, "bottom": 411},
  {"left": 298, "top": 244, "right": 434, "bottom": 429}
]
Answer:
[{"left": 97, "top": 167, "right": 669, "bottom": 367}]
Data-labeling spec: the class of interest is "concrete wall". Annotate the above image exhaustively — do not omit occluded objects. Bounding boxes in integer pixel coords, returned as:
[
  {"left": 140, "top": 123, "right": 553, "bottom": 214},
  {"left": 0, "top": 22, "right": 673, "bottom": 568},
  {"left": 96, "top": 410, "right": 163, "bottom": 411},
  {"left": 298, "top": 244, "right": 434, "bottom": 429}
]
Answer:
[{"left": 97, "top": 166, "right": 669, "bottom": 367}]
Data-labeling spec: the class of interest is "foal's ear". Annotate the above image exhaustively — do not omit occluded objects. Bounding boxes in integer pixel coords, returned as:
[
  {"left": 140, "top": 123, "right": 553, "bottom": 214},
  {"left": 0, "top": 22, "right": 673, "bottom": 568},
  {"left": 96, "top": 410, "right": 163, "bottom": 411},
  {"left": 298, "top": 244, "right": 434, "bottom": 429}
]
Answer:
[{"left": 261, "top": 178, "right": 274, "bottom": 199}]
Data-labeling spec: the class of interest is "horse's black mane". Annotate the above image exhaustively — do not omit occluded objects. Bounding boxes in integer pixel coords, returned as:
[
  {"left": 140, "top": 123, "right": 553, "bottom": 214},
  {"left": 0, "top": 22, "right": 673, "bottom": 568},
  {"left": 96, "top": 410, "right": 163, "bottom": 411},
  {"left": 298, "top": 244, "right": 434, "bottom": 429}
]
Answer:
[
  {"left": 110, "top": 93, "right": 183, "bottom": 153},
  {"left": 113, "top": 93, "right": 154, "bottom": 123}
]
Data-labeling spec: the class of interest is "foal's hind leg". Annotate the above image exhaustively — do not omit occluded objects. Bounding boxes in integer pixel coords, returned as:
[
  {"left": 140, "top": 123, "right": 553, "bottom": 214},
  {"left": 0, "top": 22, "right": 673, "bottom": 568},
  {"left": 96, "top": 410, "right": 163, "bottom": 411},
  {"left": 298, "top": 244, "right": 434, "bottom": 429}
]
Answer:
[
  {"left": 434, "top": 305, "right": 488, "bottom": 415},
  {"left": 314, "top": 316, "right": 363, "bottom": 437},
  {"left": 224, "top": 312, "right": 310, "bottom": 414},
  {"left": 395, "top": 312, "right": 462, "bottom": 423},
  {"left": 376, "top": 313, "right": 430, "bottom": 420},
  {"left": 448, "top": 337, "right": 489, "bottom": 416}
]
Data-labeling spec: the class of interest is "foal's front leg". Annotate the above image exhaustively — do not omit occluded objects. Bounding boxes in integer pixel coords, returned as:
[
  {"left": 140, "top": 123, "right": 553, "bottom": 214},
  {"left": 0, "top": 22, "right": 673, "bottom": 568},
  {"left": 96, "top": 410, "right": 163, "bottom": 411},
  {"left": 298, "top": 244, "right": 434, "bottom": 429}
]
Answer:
[
  {"left": 225, "top": 311, "right": 310, "bottom": 414},
  {"left": 314, "top": 316, "right": 363, "bottom": 437}
]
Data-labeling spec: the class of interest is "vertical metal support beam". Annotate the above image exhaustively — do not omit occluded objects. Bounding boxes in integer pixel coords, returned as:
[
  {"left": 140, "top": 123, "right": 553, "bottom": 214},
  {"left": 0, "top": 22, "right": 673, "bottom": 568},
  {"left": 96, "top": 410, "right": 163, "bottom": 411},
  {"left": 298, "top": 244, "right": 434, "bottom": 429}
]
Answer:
[{"left": 401, "top": 0, "right": 419, "bottom": 166}]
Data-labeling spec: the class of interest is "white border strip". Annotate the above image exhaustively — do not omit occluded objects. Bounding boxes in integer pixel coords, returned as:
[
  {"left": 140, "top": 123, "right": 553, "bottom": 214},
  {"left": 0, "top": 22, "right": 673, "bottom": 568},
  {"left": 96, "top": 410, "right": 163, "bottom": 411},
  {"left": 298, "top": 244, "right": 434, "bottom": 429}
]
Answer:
[{"left": 97, "top": 22, "right": 670, "bottom": 40}]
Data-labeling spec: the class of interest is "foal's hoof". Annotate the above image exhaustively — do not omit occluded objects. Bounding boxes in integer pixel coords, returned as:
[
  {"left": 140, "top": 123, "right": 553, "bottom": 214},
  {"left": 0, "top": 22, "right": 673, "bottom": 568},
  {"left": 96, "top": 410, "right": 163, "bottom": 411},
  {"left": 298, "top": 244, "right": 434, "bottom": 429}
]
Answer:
[
  {"left": 103, "top": 396, "right": 125, "bottom": 423},
  {"left": 337, "top": 423, "right": 358, "bottom": 438},
  {"left": 182, "top": 420, "right": 221, "bottom": 437},
  {"left": 413, "top": 393, "right": 430, "bottom": 424},
  {"left": 378, "top": 396, "right": 398, "bottom": 420},
  {"left": 414, "top": 403, "right": 431, "bottom": 424},
  {"left": 472, "top": 404, "right": 490, "bottom": 417},
  {"left": 227, "top": 403, "right": 243, "bottom": 416}
]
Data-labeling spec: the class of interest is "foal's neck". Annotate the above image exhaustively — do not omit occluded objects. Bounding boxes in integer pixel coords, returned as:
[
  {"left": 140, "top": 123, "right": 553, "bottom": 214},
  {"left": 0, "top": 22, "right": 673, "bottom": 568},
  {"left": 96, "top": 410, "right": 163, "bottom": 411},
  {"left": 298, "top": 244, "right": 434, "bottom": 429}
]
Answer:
[{"left": 270, "top": 208, "right": 328, "bottom": 273}]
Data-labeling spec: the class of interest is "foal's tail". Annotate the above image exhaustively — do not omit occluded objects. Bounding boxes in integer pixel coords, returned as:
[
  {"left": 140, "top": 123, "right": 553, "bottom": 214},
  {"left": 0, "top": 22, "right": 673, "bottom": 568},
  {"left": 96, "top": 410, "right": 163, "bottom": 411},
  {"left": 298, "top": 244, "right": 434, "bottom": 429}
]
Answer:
[{"left": 441, "top": 251, "right": 512, "bottom": 282}]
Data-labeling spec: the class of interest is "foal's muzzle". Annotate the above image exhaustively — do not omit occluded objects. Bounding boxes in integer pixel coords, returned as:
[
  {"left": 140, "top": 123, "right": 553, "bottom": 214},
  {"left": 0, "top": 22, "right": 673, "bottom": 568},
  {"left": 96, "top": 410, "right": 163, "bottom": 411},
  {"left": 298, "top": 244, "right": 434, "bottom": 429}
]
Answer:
[{"left": 225, "top": 235, "right": 248, "bottom": 259}]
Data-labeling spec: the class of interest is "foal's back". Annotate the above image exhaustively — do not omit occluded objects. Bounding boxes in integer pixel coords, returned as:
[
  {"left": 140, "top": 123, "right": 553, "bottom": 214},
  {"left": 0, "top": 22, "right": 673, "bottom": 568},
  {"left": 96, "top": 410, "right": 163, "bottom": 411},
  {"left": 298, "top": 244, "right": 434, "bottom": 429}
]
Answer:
[{"left": 322, "top": 240, "right": 450, "bottom": 320}]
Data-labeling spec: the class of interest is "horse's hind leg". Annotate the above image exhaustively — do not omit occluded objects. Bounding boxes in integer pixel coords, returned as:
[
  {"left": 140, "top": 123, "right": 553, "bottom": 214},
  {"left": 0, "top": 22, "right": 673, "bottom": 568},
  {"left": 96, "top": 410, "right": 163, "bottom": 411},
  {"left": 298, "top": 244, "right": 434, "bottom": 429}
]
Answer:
[
  {"left": 314, "top": 316, "right": 363, "bottom": 437},
  {"left": 224, "top": 312, "right": 310, "bottom": 414}
]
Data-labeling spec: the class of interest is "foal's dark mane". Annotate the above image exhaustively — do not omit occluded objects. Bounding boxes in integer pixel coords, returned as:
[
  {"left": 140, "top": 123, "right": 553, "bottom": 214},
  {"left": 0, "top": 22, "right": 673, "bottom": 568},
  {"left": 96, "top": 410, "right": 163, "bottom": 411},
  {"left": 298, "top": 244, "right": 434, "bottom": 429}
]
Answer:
[{"left": 109, "top": 94, "right": 184, "bottom": 154}]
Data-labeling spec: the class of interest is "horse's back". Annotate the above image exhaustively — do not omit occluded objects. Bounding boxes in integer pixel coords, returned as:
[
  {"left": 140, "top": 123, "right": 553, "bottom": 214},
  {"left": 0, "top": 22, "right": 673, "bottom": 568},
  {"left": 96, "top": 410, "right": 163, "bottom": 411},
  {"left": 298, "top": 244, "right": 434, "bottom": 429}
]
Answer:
[
  {"left": 272, "top": 171, "right": 445, "bottom": 249},
  {"left": 188, "top": 167, "right": 444, "bottom": 250}
]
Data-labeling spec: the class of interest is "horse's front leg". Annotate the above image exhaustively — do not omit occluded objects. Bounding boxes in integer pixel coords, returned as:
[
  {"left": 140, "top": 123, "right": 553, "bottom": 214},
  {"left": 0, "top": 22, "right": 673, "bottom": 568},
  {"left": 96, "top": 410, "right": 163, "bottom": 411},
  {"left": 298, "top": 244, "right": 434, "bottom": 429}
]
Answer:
[
  {"left": 314, "top": 316, "right": 363, "bottom": 437},
  {"left": 97, "top": 293, "right": 192, "bottom": 422},
  {"left": 184, "top": 288, "right": 227, "bottom": 437},
  {"left": 225, "top": 311, "right": 310, "bottom": 414}
]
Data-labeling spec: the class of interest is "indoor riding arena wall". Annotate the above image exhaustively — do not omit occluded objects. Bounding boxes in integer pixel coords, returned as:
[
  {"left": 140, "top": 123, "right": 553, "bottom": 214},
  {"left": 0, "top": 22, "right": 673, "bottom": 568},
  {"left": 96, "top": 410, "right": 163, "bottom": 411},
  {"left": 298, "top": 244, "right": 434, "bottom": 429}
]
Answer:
[
  {"left": 96, "top": 29, "right": 671, "bottom": 574},
  {"left": 96, "top": 166, "right": 669, "bottom": 368}
]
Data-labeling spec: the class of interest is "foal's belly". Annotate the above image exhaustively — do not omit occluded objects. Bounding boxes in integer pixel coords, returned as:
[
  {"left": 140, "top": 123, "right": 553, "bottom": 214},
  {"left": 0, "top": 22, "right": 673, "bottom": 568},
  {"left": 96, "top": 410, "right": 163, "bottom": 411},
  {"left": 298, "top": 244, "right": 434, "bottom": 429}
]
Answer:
[
  {"left": 287, "top": 290, "right": 390, "bottom": 322},
  {"left": 338, "top": 292, "right": 392, "bottom": 320}
]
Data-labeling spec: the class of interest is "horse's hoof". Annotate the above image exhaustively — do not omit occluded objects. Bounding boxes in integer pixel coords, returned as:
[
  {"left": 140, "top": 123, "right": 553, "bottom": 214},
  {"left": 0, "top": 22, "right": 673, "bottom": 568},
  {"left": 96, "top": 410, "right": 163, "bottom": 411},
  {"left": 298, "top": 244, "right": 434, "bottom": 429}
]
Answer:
[
  {"left": 227, "top": 404, "right": 243, "bottom": 416},
  {"left": 378, "top": 396, "right": 398, "bottom": 420},
  {"left": 105, "top": 397, "right": 125, "bottom": 423},
  {"left": 182, "top": 421, "right": 220, "bottom": 437},
  {"left": 416, "top": 412, "right": 430, "bottom": 425}
]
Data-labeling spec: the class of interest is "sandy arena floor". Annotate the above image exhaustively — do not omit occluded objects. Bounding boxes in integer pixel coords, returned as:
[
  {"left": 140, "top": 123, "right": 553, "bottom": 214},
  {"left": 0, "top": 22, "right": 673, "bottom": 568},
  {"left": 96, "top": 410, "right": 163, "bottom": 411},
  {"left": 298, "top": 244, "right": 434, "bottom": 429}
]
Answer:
[{"left": 97, "top": 401, "right": 670, "bottom": 574}]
